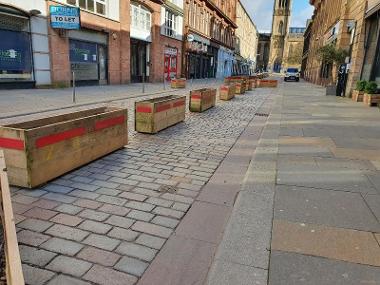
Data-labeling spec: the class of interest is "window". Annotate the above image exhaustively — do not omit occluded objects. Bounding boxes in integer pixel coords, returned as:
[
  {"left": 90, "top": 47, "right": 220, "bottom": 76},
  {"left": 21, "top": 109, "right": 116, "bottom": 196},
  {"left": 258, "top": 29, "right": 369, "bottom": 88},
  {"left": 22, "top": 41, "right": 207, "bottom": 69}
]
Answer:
[
  {"left": 67, "top": 0, "right": 106, "bottom": 16},
  {"left": 278, "top": 21, "right": 284, "bottom": 35},
  {"left": 130, "top": 3, "right": 151, "bottom": 33},
  {"left": 164, "top": 10, "right": 175, "bottom": 37},
  {"left": 163, "top": 8, "right": 181, "bottom": 38}
]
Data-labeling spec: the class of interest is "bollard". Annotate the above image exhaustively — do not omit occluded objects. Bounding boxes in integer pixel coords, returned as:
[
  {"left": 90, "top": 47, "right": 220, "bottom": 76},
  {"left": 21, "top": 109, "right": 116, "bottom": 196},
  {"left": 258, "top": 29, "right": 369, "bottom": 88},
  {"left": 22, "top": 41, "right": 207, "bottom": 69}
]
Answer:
[
  {"left": 72, "top": 71, "right": 76, "bottom": 104},
  {"left": 163, "top": 74, "right": 166, "bottom": 90},
  {"left": 142, "top": 73, "right": 145, "bottom": 93}
]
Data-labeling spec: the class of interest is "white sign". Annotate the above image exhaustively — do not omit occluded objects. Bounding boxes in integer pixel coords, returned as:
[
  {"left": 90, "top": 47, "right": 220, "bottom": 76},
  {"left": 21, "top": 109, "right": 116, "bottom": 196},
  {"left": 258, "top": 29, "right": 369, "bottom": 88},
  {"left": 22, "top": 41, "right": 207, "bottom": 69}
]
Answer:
[{"left": 187, "top": 34, "right": 195, "bottom": 42}]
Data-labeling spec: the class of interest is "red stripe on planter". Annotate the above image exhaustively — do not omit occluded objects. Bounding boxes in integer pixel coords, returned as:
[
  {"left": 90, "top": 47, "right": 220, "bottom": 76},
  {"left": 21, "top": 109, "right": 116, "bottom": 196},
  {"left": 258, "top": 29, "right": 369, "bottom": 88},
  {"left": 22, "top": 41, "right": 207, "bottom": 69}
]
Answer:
[
  {"left": 95, "top": 115, "right": 125, "bottom": 131},
  {"left": 156, "top": 104, "right": 171, "bottom": 112},
  {"left": 173, "top": 100, "right": 185, "bottom": 107},
  {"left": 0, "top": 137, "right": 24, "bottom": 150},
  {"left": 191, "top": 95, "right": 202, "bottom": 100},
  {"left": 136, "top": 106, "right": 152, "bottom": 113},
  {"left": 36, "top": 127, "right": 86, "bottom": 148}
]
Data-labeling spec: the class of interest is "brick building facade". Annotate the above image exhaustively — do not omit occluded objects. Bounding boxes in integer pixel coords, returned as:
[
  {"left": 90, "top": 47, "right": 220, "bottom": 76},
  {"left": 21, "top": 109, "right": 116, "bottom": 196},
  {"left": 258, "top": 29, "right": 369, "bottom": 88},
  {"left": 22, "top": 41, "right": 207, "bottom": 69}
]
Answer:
[
  {"left": 1, "top": 0, "right": 260, "bottom": 88},
  {"left": 183, "top": 0, "right": 237, "bottom": 79}
]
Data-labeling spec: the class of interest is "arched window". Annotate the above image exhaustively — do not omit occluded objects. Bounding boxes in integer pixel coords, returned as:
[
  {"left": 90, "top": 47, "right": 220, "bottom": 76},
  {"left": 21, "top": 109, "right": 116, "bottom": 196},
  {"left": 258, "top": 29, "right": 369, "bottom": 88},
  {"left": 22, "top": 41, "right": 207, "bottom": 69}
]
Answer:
[{"left": 278, "top": 21, "right": 284, "bottom": 35}]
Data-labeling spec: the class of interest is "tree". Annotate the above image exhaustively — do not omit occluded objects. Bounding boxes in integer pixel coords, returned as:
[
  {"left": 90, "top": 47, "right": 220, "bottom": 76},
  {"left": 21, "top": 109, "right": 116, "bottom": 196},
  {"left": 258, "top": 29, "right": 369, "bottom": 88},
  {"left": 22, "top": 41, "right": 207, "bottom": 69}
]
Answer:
[
  {"left": 317, "top": 44, "right": 348, "bottom": 65},
  {"left": 317, "top": 44, "right": 349, "bottom": 80}
]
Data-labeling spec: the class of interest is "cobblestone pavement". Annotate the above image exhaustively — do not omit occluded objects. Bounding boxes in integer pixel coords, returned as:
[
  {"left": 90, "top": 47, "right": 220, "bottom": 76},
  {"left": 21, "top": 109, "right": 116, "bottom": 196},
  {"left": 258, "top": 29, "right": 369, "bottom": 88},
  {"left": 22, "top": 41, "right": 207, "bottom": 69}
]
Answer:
[
  {"left": 10, "top": 85, "right": 271, "bottom": 285},
  {"left": 0, "top": 79, "right": 220, "bottom": 121}
]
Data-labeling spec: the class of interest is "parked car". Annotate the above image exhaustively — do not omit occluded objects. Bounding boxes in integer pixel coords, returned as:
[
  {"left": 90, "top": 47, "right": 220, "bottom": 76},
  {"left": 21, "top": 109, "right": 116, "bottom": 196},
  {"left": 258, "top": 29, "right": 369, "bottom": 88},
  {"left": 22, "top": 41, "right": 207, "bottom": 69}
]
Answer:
[{"left": 284, "top": 68, "right": 300, "bottom": 82}]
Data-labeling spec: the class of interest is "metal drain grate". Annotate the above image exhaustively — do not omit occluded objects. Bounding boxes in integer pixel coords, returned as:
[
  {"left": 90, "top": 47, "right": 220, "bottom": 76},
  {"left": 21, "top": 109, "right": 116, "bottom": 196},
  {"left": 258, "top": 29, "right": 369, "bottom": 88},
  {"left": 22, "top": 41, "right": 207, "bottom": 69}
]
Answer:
[
  {"left": 255, "top": 113, "right": 270, "bottom": 117},
  {"left": 159, "top": 185, "right": 178, "bottom": 193}
]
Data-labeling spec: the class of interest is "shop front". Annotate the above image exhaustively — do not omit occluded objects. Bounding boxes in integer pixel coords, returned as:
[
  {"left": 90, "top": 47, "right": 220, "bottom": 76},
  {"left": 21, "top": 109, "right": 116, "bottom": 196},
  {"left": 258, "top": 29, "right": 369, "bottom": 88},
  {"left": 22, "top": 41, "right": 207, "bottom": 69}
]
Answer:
[
  {"left": 69, "top": 33, "right": 108, "bottom": 86},
  {"left": 0, "top": 5, "right": 34, "bottom": 89},
  {"left": 164, "top": 47, "right": 178, "bottom": 81},
  {"left": 130, "top": 2, "right": 152, "bottom": 83},
  {"left": 216, "top": 46, "right": 234, "bottom": 79},
  {"left": 186, "top": 33, "right": 214, "bottom": 79}
]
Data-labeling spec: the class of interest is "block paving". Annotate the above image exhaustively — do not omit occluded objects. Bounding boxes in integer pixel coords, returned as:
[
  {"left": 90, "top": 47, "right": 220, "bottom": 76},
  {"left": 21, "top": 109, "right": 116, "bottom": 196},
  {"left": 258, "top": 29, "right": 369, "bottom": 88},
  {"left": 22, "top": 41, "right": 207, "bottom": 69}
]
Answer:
[{"left": 10, "top": 84, "right": 269, "bottom": 284}]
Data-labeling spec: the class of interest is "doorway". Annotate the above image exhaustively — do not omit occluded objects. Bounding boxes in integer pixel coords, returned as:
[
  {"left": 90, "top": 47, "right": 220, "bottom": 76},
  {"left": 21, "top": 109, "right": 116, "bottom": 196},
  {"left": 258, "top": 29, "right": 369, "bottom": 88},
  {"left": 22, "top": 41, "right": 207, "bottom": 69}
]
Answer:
[{"left": 131, "top": 39, "right": 149, "bottom": 83}]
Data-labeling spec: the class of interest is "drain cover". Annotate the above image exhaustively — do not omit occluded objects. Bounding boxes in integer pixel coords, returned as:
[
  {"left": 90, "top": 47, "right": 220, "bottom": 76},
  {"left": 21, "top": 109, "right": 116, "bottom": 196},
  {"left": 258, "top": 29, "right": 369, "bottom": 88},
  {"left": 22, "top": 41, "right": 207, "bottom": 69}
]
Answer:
[
  {"left": 255, "top": 113, "right": 269, "bottom": 117},
  {"left": 159, "top": 185, "right": 178, "bottom": 193}
]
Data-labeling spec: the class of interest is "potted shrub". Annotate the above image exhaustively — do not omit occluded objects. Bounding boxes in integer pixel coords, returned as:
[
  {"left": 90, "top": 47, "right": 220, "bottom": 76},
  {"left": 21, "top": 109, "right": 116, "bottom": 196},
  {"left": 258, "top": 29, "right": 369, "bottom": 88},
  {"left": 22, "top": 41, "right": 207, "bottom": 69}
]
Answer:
[
  {"left": 352, "top": 80, "right": 367, "bottom": 102},
  {"left": 363, "top": 81, "right": 380, "bottom": 106}
]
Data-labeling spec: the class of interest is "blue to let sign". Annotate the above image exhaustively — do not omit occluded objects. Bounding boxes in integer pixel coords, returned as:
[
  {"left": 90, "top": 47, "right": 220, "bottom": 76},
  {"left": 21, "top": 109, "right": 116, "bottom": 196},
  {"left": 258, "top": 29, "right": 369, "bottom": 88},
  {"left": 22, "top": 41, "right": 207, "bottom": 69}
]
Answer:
[{"left": 50, "top": 6, "right": 80, "bottom": 30}]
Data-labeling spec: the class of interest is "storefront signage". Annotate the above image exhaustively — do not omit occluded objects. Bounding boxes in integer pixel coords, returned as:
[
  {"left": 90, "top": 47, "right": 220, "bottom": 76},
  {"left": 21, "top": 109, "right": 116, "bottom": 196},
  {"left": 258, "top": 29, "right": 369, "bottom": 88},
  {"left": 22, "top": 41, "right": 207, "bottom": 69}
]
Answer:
[
  {"left": 50, "top": 6, "right": 80, "bottom": 30},
  {"left": 187, "top": 34, "right": 195, "bottom": 42},
  {"left": 188, "top": 41, "right": 208, "bottom": 53},
  {"left": 0, "top": 30, "right": 32, "bottom": 76},
  {"left": 165, "top": 47, "right": 178, "bottom": 56}
]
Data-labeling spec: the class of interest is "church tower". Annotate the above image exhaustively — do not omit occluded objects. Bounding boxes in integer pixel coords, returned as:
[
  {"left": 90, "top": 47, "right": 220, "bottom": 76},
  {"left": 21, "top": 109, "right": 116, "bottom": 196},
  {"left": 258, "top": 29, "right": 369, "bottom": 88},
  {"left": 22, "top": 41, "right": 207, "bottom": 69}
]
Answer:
[{"left": 268, "top": 0, "right": 291, "bottom": 73}]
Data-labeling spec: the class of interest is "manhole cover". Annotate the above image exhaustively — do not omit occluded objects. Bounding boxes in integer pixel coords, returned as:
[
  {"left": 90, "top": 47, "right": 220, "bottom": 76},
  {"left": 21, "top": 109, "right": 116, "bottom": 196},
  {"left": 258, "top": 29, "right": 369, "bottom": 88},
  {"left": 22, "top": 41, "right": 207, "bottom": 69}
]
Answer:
[
  {"left": 255, "top": 113, "right": 269, "bottom": 117},
  {"left": 159, "top": 185, "right": 178, "bottom": 193}
]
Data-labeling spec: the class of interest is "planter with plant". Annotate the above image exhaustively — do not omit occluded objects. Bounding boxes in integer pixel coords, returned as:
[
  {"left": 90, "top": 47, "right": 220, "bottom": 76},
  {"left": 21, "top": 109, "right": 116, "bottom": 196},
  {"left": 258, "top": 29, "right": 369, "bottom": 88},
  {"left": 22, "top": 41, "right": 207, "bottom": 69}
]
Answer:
[
  {"left": 363, "top": 81, "right": 380, "bottom": 106},
  {"left": 352, "top": 80, "right": 367, "bottom": 102}
]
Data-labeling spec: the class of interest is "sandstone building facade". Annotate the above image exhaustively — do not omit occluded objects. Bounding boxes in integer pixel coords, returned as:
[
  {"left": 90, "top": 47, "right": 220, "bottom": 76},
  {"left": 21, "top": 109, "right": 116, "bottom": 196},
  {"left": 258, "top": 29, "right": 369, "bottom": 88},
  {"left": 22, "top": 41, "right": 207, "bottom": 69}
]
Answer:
[
  {"left": 303, "top": 0, "right": 370, "bottom": 97},
  {"left": 234, "top": 0, "right": 258, "bottom": 75}
]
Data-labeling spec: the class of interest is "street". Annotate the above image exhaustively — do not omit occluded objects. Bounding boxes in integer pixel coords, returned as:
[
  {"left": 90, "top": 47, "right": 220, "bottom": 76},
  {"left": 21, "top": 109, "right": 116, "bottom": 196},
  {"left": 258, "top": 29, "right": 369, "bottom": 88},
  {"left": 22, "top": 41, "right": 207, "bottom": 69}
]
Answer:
[{"left": 4, "top": 79, "right": 380, "bottom": 284}]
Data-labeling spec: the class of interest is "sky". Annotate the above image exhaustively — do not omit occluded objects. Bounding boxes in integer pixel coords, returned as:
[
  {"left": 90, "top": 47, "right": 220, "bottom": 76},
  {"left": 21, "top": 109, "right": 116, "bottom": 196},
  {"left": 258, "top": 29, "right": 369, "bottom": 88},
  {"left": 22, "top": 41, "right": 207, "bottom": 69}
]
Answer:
[{"left": 240, "top": 0, "right": 314, "bottom": 33}]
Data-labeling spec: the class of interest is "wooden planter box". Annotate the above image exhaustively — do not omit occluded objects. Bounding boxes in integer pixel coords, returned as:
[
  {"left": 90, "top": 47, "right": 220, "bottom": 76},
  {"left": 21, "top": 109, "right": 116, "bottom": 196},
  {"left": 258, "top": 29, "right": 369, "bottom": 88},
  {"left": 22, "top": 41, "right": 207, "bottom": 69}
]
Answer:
[
  {"left": 171, "top": 78, "right": 186, "bottom": 89},
  {"left": 0, "top": 151, "right": 25, "bottom": 284},
  {"left": 190, "top": 88, "right": 217, "bottom": 112},
  {"left": 257, "top": 79, "right": 278, "bottom": 88},
  {"left": 135, "top": 95, "right": 186, "bottom": 133},
  {"left": 234, "top": 82, "right": 246, "bottom": 94},
  {"left": 224, "top": 76, "right": 247, "bottom": 94},
  {"left": 363, "top": 93, "right": 380, "bottom": 106},
  {"left": 352, "top": 90, "right": 364, "bottom": 102},
  {"left": 248, "top": 77, "right": 257, "bottom": 90},
  {"left": 0, "top": 107, "right": 128, "bottom": 188},
  {"left": 219, "top": 84, "right": 236, "bottom": 101}
]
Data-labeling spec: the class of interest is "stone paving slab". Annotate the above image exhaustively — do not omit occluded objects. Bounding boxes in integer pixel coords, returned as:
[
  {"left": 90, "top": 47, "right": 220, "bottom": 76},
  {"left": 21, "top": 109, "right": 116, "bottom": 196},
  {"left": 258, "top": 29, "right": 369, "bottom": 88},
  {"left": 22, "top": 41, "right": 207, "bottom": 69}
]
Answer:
[
  {"left": 269, "top": 251, "right": 380, "bottom": 285},
  {"left": 274, "top": 185, "right": 380, "bottom": 233},
  {"left": 272, "top": 220, "right": 380, "bottom": 267},
  {"left": 10, "top": 82, "right": 270, "bottom": 284}
]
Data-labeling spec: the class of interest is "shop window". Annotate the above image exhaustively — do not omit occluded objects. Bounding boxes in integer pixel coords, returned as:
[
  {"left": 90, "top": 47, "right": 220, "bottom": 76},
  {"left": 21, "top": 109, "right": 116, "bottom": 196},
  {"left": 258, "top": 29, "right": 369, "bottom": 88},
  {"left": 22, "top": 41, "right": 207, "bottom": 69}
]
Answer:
[
  {"left": 131, "top": 3, "right": 151, "bottom": 33},
  {"left": 67, "top": 0, "right": 106, "bottom": 16},
  {"left": 0, "top": 11, "right": 33, "bottom": 81}
]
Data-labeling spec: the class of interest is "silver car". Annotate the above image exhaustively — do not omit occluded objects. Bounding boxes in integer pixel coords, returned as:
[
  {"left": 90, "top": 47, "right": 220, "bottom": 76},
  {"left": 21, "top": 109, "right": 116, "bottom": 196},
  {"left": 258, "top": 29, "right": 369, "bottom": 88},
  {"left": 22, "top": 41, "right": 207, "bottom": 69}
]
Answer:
[{"left": 284, "top": 68, "right": 300, "bottom": 82}]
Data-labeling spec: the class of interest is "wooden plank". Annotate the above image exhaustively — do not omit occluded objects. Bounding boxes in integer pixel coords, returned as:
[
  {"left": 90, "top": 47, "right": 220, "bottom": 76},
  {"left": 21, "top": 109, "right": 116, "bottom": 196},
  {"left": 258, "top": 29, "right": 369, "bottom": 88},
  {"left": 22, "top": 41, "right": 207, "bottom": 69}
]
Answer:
[
  {"left": 0, "top": 150, "right": 24, "bottom": 285},
  {"left": 0, "top": 108, "right": 128, "bottom": 188}
]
